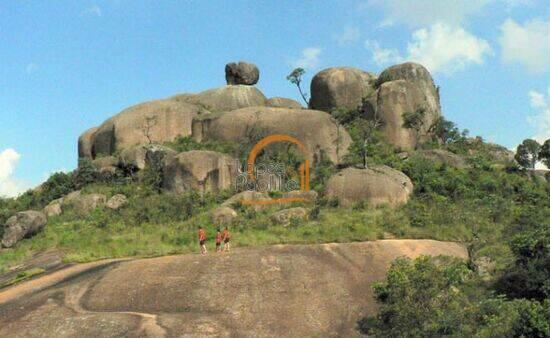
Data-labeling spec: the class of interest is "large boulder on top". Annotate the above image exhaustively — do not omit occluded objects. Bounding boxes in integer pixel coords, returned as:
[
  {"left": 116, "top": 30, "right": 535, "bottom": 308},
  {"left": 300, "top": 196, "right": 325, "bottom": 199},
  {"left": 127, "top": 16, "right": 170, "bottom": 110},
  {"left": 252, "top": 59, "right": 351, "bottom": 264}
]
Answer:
[
  {"left": 225, "top": 62, "right": 259, "bottom": 85},
  {"left": 266, "top": 97, "right": 302, "bottom": 109},
  {"left": 1, "top": 211, "right": 47, "bottom": 248},
  {"left": 192, "top": 106, "right": 352, "bottom": 165},
  {"left": 162, "top": 150, "right": 237, "bottom": 194},
  {"left": 372, "top": 62, "right": 441, "bottom": 150},
  {"left": 325, "top": 166, "right": 413, "bottom": 208},
  {"left": 174, "top": 85, "right": 267, "bottom": 113},
  {"left": 78, "top": 127, "right": 98, "bottom": 159},
  {"left": 90, "top": 99, "right": 202, "bottom": 158},
  {"left": 376, "top": 62, "right": 439, "bottom": 109},
  {"left": 309, "top": 67, "right": 376, "bottom": 112}
]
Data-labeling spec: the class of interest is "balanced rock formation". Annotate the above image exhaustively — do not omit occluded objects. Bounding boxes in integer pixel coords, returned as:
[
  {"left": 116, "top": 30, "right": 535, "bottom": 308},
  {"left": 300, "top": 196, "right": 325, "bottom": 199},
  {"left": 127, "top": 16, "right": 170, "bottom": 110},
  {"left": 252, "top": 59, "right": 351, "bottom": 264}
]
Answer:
[
  {"left": 373, "top": 62, "right": 441, "bottom": 150},
  {"left": 266, "top": 97, "right": 302, "bottom": 109},
  {"left": 309, "top": 67, "right": 376, "bottom": 112},
  {"left": 325, "top": 166, "right": 413, "bottom": 207},
  {"left": 86, "top": 99, "right": 202, "bottom": 158},
  {"left": 174, "top": 85, "right": 267, "bottom": 113},
  {"left": 162, "top": 150, "right": 237, "bottom": 194},
  {"left": 192, "top": 106, "right": 352, "bottom": 164},
  {"left": 1, "top": 211, "right": 47, "bottom": 248},
  {"left": 225, "top": 61, "right": 259, "bottom": 85}
]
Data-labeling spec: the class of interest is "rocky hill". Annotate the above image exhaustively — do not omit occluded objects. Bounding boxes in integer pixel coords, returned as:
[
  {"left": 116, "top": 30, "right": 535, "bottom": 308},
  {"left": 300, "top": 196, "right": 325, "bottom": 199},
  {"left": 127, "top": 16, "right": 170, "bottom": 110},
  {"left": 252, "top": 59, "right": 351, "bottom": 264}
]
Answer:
[{"left": 0, "top": 240, "right": 467, "bottom": 337}]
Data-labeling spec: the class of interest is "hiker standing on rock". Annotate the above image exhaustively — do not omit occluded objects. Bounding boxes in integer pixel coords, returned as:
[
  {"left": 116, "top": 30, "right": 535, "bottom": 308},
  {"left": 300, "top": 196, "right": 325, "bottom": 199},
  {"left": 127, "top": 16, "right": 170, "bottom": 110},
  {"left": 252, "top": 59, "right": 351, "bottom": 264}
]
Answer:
[
  {"left": 215, "top": 228, "right": 223, "bottom": 253},
  {"left": 198, "top": 226, "right": 207, "bottom": 254},
  {"left": 223, "top": 226, "right": 231, "bottom": 252}
]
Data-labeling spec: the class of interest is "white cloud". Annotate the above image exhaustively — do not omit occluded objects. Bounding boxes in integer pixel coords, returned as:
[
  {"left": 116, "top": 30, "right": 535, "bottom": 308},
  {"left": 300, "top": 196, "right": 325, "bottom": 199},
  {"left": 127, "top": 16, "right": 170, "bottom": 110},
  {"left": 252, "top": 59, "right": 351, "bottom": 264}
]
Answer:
[
  {"left": 499, "top": 18, "right": 550, "bottom": 73},
  {"left": 25, "top": 63, "right": 38, "bottom": 74},
  {"left": 85, "top": 5, "right": 102, "bottom": 17},
  {"left": 368, "top": 0, "right": 492, "bottom": 27},
  {"left": 0, "top": 149, "right": 31, "bottom": 198},
  {"left": 291, "top": 47, "right": 322, "bottom": 70},
  {"left": 366, "top": 23, "right": 492, "bottom": 74},
  {"left": 407, "top": 23, "right": 492, "bottom": 74},
  {"left": 365, "top": 40, "right": 403, "bottom": 65},
  {"left": 527, "top": 88, "right": 550, "bottom": 143},
  {"left": 336, "top": 26, "right": 360, "bottom": 45}
]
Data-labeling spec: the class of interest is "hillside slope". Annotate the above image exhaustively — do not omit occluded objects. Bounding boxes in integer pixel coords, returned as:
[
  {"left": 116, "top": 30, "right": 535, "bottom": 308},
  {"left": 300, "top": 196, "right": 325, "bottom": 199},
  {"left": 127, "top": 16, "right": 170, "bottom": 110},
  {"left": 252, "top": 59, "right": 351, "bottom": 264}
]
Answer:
[{"left": 0, "top": 240, "right": 466, "bottom": 337}]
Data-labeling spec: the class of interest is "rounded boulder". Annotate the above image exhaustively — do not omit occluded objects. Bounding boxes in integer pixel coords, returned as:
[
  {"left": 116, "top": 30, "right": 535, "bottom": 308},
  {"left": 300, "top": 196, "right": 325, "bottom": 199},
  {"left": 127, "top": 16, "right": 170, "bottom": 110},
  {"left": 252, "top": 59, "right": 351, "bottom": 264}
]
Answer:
[
  {"left": 309, "top": 67, "right": 376, "bottom": 112},
  {"left": 225, "top": 61, "right": 260, "bottom": 85},
  {"left": 325, "top": 166, "right": 413, "bottom": 208}
]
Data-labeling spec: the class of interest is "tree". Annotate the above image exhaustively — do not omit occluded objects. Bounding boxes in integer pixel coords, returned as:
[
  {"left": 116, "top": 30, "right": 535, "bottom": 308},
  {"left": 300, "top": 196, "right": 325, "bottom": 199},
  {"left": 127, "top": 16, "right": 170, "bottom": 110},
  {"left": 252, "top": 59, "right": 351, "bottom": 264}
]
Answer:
[
  {"left": 350, "top": 118, "right": 381, "bottom": 168},
  {"left": 515, "top": 139, "right": 541, "bottom": 169},
  {"left": 429, "top": 116, "right": 462, "bottom": 144},
  {"left": 74, "top": 158, "right": 97, "bottom": 188},
  {"left": 402, "top": 108, "right": 426, "bottom": 148},
  {"left": 141, "top": 116, "right": 158, "bottom": 144},
  {"left": 539, "top": 139, "right": 550, "bottom": 168},
  {"left": 286, "top": 68, "right": 309, "bottom": 106}
]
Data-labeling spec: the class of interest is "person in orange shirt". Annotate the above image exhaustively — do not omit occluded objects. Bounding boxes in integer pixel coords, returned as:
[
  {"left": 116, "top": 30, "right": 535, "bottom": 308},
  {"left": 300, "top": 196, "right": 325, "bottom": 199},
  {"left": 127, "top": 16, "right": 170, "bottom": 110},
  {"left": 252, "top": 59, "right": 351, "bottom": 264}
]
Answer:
[
  {"left": 215, "top": 228, "right": 222, "bottom": 253},
  {"left": 198, "top": 226, "right": 207, "bottom": 254},
  {"left": 222, "top": 226, "right": 231, "bottom": 252}
]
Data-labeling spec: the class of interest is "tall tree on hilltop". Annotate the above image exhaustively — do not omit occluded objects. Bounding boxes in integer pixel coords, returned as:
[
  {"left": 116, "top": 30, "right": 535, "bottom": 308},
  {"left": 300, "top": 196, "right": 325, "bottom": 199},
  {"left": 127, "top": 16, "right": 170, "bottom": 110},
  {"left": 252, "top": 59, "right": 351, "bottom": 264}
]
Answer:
[
  {"left": 538, "top": 139, "right": 550, "bottom": 168},
  {"left": 515, "top": 139, "right": 541, "bottom": 169},
  {"left": 287, "top": 68, "right": 309, "bottom": 106}
]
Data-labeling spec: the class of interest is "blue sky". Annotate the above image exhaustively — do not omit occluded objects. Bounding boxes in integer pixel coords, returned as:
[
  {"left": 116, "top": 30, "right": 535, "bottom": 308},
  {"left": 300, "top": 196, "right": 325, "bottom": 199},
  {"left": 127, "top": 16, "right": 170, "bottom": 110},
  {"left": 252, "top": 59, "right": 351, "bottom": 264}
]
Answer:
[{"left": 0, "top": 0, "right": 549, "bottom": 196}]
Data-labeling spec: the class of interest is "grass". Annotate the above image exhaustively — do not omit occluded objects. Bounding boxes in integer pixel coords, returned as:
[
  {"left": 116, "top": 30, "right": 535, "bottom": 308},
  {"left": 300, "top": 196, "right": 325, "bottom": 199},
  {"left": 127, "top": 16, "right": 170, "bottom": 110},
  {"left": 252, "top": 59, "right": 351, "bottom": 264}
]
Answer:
[
  {"left": 0, "top": 197, "right": 505, "bottom": 274},
  {"left": 0, "top": 268, "right": 45, "bottom": 288}
]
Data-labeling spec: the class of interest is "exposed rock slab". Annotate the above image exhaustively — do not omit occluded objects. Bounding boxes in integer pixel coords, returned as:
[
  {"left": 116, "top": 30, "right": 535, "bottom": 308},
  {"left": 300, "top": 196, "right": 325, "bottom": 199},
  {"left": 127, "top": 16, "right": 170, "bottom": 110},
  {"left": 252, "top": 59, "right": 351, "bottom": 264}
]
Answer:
[{"left": 0, "top": 240, "right": 468, "bottom": 337}]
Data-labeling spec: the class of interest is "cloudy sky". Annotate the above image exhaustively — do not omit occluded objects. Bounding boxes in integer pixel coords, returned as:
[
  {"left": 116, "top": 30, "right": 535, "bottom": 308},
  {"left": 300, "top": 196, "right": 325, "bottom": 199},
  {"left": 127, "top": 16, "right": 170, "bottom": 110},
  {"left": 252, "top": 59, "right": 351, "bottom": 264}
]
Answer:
[{"left": 0, "top": 0, "right": 549, "bottom": 197}]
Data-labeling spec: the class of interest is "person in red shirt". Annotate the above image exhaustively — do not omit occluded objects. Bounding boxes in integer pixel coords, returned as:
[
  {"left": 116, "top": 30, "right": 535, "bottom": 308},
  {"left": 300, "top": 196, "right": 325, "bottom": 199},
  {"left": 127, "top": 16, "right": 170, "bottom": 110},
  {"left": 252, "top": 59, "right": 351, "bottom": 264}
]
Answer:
[
  {"left": 198, "top": 226, "right": 207, "bottom": 254},
  {"left": 222, "top": 226, "right": 231, "bottom": 252},
  {"left": 215, "top": 228, "right": 222, "bottom": 253}
]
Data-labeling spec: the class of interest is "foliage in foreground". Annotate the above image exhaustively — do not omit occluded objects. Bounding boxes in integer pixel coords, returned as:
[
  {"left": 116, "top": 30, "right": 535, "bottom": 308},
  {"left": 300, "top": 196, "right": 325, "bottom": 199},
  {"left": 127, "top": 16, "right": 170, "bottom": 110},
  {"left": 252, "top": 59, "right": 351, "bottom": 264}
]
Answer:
[{"left": 359, "top": 256, "right": 549, "bottom": 337}]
